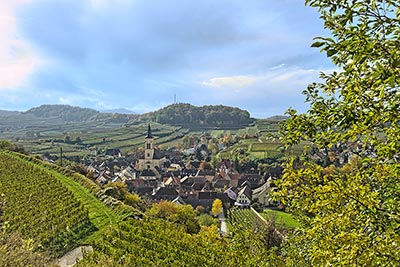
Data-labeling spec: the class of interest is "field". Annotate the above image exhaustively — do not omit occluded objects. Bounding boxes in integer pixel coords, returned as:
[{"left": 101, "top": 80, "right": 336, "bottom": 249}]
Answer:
[
  {"left": 227, "top": 207, "right": 266, "bottom": 230},
  {"left": 10, "top": 122, "right": 185, "bottom": 157},
  {"left": 260, "top": 209, "right": 300, "bottom": 228},
  {"left": 0, "top": 117, "right": 302, "bottom": 161}
]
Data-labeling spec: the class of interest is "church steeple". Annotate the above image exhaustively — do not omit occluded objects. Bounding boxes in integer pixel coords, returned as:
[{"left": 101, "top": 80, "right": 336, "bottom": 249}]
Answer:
[
  {"left": 144, "top": 124, "right": 154, "bottom": 162},
  {"left": 145, "top": 124, "right": 153, "bottom": 139}
]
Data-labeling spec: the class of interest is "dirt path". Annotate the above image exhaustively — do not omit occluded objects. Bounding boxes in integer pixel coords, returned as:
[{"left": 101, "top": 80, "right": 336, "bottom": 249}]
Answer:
[{"left": 219, "top": 210, "right": 228, "bottom": 235}]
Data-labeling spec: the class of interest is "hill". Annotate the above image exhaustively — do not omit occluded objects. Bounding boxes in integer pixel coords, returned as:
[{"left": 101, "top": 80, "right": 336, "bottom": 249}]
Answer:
[
  {"left": 24, "top": 104, "right": 102, "bottom": 122},
  {"left": 0, "top": 110, "right": 21, "bottom": 116},
  {"left": 101, "top": 108, "right": 137, "bottom": 114},
  {"left": 0, "top": 104, "right": 285, "bottom": 159},
  {"left": 0, "top": 151, "right": 139, "bottom": 260},
  {"left": 131, "top": 103, "right": 253, "bottom": 129}
]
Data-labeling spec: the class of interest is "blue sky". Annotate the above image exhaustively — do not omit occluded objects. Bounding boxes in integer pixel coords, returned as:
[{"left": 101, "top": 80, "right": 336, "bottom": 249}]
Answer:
[{"left": 0, "top": 0, "right": 334, "bottom": 118}]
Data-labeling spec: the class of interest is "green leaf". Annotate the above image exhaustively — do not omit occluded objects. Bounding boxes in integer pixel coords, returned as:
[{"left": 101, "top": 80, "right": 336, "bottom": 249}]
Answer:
[
  {"left": 326, "top": 49, "right": 337, "bottom": 57},
  {"left": 311, "top": 41, "right": 325, "bottom": 48}
]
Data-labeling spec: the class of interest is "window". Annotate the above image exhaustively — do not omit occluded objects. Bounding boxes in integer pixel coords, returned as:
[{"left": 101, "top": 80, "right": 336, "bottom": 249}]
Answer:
[
  {"left": 147, "top": 153, "right": 150, "bottom": 158},
  {"left": 146, "top": 143, "right": 151, "bottom": 149}
]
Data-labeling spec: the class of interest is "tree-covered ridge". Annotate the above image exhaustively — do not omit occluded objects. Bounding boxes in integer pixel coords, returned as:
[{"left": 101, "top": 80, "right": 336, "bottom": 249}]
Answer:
[
  {"left": 24, "top": 104, "right": 102, "bottom": 122},
  {"left": 134, "top": 103, "right": 253, "bottom": 128},
  {"left": 0, "top": 151, "right": 96, "bottom": 257}
]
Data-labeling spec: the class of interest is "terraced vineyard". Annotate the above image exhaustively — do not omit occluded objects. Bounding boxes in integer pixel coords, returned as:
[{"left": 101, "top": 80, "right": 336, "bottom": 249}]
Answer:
[
  {"left": 0, "top": 151, "right": 96, "bottom": 256},
  {"left": 227, "top": 207, "right": 266, "bottom": 230}
]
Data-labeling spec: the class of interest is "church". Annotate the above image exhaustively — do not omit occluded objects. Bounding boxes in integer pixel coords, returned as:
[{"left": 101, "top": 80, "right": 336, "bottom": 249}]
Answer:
[{"left": 136, "top": 124, "right": 165, "bottom": 178}]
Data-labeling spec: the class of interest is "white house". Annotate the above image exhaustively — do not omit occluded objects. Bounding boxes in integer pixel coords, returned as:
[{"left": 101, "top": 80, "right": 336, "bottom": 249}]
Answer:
[{"left": 234, "top": 184, "right": 252, "bottom": 207}]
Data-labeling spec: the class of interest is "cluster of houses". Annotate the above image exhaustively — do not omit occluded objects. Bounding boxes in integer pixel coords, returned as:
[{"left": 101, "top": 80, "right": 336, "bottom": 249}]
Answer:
[{"left": 86, "top": 125, "right": 278, "bottom": 211}]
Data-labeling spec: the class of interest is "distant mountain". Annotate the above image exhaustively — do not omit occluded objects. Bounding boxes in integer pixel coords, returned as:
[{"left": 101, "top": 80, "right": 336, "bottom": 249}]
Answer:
[
  {"left": 131, "top": 103, "right": 254, "bottom": 128},
  {"left": 24, "top": 104, "right": 102, "bottom": 122},
  {"left": 0, "top": 110, "right": 21, "bottom": 116},
  {"left": 265, "top": 115, "right": 288, "bottom": 121},
  {"left": 101, "top": 108, "right": 137, "bottom": 114}
]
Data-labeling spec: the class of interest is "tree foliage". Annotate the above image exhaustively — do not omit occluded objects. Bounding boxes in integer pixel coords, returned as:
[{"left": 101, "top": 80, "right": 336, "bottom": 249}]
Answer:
[
  {"left": 211, "top": 198, "right": 223, "bottom": 215},
  {"left": 0, "top": 139, "right": 26, "bottom": 154},
  {"left": 135, "top": 103, "right": 253, "bottom": 128},
  {"left": 278, "top": 1, "right": 399, "bottom": 266},
  {"left": 25, "top": 104, "right": 101, "bottom": 122},
  {"left": 146, "top": 201, "right": 200, "bottom": 234},
  {"left": 76, "top": 218, "right": 283, "bottom": 267}
]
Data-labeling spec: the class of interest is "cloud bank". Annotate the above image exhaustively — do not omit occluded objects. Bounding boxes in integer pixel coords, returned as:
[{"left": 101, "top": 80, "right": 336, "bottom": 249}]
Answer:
[{"left": 0, "top": 0, "right": 334, "bottom": 117}]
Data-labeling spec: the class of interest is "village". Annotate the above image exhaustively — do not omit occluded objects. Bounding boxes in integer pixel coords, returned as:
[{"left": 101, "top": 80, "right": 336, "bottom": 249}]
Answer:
[{"left": 83, "top": 125, "right": 281, "bottom": 212}]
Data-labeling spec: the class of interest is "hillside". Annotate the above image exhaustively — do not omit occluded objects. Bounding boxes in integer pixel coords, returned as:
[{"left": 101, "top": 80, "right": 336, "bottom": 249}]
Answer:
[
  {"left": 0, "top": 151, "right": 137, "bottom": 259},
  {"left": 24, "top": 104, "right": 102, "bottom": 122},
  {"left": 0, "top": 110, "right": 21, "bottom": 116},
  {"left": 0, "top": 151, "right": 96, "bottom": 257},
  {"left": 75, "top": 218, "right": 278, "bottom": 267},
  {"left": 0, "top": 104, "right": 286, "bottom": 159},
  {"left": 131, "top": 103, "right": 254, "bottom": 128},
  {"left": 0, "top": 150, "right": 283, "bottom": 266},
  {"left": 101, "top": 108, "right": 137, "bottom": 114}
]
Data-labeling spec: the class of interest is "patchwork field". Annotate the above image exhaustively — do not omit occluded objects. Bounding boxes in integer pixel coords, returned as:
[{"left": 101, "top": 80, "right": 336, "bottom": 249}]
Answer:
[{"left": 0, "top": 116, "right": 299, "bottom": 161}]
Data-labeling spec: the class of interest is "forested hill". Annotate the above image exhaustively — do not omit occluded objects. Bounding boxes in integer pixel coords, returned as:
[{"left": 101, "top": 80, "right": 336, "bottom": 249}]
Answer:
[
  {"left": 24, "top": 104, "right": 102, "bottom": 122},
  {"left": 131, "top": 103, "right": 254, "bottom": 128}
]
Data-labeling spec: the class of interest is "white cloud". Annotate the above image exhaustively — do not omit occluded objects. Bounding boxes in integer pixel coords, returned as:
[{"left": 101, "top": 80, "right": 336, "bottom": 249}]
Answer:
[
  {"left": 201, "top": 66, "right": 331, "bottom": 94},
  {"left": 0, "top": 0, "right": 41, "bottom": 89},
  {"left": 201, "top": 75, "right": 258, "bottom": 90},
  {"left": 199, "top": 66, "right": 336, "bottom": 107}
]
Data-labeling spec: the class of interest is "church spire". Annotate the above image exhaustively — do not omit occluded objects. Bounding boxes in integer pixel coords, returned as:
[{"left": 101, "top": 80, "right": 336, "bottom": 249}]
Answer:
[{"left": 145, "top": 124, "right": 153, "bottom": 139}]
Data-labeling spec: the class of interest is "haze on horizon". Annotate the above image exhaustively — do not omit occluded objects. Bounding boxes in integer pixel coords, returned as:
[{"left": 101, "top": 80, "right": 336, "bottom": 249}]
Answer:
[{"left": 0, "top": 0, "right": 334, "bottom": 118}]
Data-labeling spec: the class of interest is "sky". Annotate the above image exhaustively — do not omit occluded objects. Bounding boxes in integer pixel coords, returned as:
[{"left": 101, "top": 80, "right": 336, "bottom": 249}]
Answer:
[{"left": 0, "top": 0, "right": 334, "bottom": 118}]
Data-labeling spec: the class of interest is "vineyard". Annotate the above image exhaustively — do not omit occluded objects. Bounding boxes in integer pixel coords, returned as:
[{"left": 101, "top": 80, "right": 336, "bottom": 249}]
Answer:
[
  {"left": 76, "top": 218, "right": 279, "bottom": 267},
  {"left": 0, "top": 151, "right": 96, "bottom": 257},
  {"left": 3, "top": 152, "right": 139, "bottom": 240},
  {"left": 227, "top": 207, "right": 266, "bottom": 230}
]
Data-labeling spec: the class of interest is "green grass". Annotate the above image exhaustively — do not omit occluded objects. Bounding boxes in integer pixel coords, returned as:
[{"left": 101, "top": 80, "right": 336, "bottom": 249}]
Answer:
[{"left": 260, "top": 209, "right": 300, "bottom": 228}]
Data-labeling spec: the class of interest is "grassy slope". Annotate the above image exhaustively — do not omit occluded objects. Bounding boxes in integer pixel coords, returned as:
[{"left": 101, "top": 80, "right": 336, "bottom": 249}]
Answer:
[
  {"left": 260, "top": 209, "right": 300, "bottom": 228},
  {"left": 44, "top": 168, "right": 120, "bottom": 241}
]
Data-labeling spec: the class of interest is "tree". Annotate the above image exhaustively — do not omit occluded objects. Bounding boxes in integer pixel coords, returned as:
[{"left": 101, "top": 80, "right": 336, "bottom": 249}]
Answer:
[
  {"left": 278, "top": 1, "right": 399, "bottom": 266},
  {"left": 211, "top": 198, "right": 223, "bottom": 216},
  {"left": 103, "top": 182, "right": 128, "bottom": 201},
  {"left": 146, "top": 201, "right": 200, "bottom": 234},
  {"left": 197, "top": 213, "right": 218, "bottom": 227},
  {"left": 199, "top": 161, "right": 212, "bottom": 170},
  {"left": 0, "top": 139, "right": 26, "bottom": 154},
  {"left": 64, "top": 135, "right": 71, "bottom": 143},
  {"left": 75, "top": 136, "right": 82, "bottom": 144}
]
